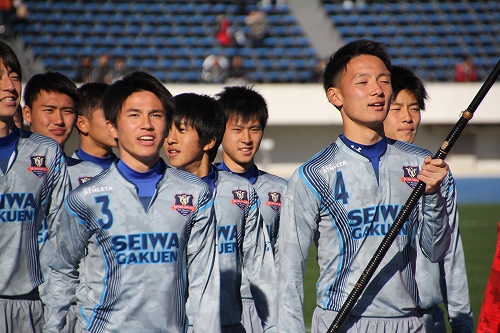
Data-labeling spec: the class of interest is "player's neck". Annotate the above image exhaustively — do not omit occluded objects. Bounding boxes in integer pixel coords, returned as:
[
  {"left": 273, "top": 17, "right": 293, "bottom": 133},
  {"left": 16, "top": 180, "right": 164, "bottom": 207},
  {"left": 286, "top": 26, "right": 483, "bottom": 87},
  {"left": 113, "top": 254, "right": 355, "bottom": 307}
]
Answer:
[
  {"left": 343, "top": 122, "right": 384, "bottom": 145},
  {"left": 80, "top": 139, "right": 114, "bottom": 158},
  {"left": 222, "top": 155, "right": 253, "bottom": 173},
  {"left": 0, "top": 120, "right": 14, "bottom": 138},
  {"left": 182, "top": 155, "right": 211, "bottom": 179}
]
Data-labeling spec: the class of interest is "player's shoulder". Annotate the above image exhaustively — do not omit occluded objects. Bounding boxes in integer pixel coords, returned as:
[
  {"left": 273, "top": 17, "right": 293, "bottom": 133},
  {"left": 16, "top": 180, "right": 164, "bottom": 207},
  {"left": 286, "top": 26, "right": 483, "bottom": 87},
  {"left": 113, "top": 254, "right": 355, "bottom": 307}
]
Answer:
[
  {"left": 66, "top": 156, "right": 103, "bottom": 171},
  {"left": 386, "top": 137, "right": 433, "bottom": 158},
  {"left": 166, "top": 166, "right": 211, "bottom": 192},
  {"left": 291, "top": 141, "right": 340, "bottom": 182},
  {"left": 257, "top": 169, "right": 288, "bottom": 184},
  {"left": 18, "top": 129, "right": 63, "bottom": 155}
]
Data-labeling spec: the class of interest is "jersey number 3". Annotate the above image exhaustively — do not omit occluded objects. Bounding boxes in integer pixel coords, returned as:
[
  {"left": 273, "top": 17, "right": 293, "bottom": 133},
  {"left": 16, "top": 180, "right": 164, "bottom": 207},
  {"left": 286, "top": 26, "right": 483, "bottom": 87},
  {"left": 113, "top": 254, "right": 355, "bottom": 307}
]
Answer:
[{"left": 95, "top": 195, "right": 114, "bottom": 230}]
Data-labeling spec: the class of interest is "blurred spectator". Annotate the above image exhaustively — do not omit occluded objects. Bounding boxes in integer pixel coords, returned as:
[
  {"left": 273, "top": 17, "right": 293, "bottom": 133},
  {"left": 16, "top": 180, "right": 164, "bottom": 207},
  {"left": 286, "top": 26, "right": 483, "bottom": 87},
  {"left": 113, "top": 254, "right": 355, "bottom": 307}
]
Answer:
[
  {"left": 202, "top": 54, "right": 229, "bottom": 83},
  {"left": 91, "top": 53, "right": 111, "bottom": 83},
  {"left": 311, "top": 58, "right": 326, "bottom": 83},
  {"left": 245, "top": 9, "right": 268, "bottom": 47},
  {"left": 226, "top": 55, "right": 248, "bottom": 84},
  {"left": 74, "top": 56, "right": 93, "bottom": 83},
  {"left": 109, "top": 57, "right": 127, "bottom": 82},
  {"left": 13, "top": 0, "right": 28, "bottom": 24},
  {"left": 216, "top": 14, "right": 233, "bottom": 47},
  {"left": 454, "top": 56, "right": 478, "bottom": 82},
  {"left": 0, "top": 0, "right": 15, "bottom": 39}
]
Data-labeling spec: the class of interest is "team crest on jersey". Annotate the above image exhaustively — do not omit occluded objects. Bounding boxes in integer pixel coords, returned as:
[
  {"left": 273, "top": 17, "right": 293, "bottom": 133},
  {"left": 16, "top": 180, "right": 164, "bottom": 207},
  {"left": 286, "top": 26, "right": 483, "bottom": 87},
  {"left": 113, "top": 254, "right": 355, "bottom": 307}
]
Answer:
[
  {"left": 27, "top": 156, "right": 49, "bottom": 178},
  {"left": 401, "top": 166, "right": 419, "bottom": 188},
  {"left": 78, "top": 176, "right": 93, "bottom": 186},
  {"left": 171, "top": 194, "right": 197, "bottom": 216},
  {"left": 265, "top": 192, "right": 282, "bottom": 212},
  {"left": 231, "top": 190, "right": 249, "bottom": 210}
]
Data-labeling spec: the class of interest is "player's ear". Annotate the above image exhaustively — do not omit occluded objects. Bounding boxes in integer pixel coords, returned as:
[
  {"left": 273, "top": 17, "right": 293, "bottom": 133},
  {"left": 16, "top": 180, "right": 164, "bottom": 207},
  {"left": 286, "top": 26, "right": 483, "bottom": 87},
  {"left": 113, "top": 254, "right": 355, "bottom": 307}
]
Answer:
[
  {"left": 22, "top": 105, "right": 32, "bottom": 124},
  {"left": 203, "top": 138, "right": 216, "bottom": 152},
  {"left": 76, "top": 116, "right": 90, "bottom": 134},
  {"left": 106, "top": 120, "right": 118, "bottom": 140},
  {"left": 327, "top": 87, "right": 343, "bottom": 109}
]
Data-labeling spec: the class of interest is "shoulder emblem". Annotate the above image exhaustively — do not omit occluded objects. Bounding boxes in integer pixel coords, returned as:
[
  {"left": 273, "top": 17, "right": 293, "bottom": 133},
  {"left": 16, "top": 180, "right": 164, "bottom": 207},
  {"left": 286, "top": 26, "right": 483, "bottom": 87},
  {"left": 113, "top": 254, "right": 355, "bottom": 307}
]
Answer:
[
  {"left": 171, "top": 194, "right": 197, "bottom": 216},
  {"left": 28, "top": 155, "right": 49, "bottom": 178}
]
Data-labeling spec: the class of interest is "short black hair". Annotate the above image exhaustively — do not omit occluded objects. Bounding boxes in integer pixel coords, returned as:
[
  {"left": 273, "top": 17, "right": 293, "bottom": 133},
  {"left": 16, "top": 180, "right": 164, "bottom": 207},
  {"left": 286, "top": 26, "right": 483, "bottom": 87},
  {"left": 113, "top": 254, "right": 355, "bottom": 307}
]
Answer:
[
  {"left": 323, "top": 39, "right": 392, "bottom": 92},
  {"left": 0, "top": 41, "right": 22, "bottom": 82},
  {"left": 77, "top": 82, "right": 109, "bottom": 119},
  {"left": 391, "top": 65, "right": 428, "bottom": 110},
  {"left": 216, "top": 85, "right": 268, "bottom": 130},
  {"left": 23, "top": 71, "right": 80, "bottom": 110},
  {"left": 171, "top": 93, "right": 225, "bottom": 162},
  {"left": 102, "top": 71, "right": 174, "bottom": 127}
]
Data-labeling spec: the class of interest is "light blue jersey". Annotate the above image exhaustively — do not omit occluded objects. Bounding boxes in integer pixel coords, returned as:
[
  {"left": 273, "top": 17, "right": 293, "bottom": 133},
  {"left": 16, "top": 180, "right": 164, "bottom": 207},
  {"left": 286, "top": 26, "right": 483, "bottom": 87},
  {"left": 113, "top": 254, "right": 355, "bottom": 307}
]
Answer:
[
  {"left": 216, "top": 163, "right": 286, "bottom": 333},
  {"left": 0, "top": 128, "right": 69, "bottom": 296},
  {"left": 67, "top": 156, "right": 104, "bottom": 190},
  {"left": 43, "top": 162, "right": 220, "bottom": 333},
  {"left": 277, "top": 137, "right": 451, "bottom": 332},
  {"left": 415, "top": 171, "right": 473, "bottom": 332},
  {"left": 197, "top": 168, "right": 277, "bottom": 331}
]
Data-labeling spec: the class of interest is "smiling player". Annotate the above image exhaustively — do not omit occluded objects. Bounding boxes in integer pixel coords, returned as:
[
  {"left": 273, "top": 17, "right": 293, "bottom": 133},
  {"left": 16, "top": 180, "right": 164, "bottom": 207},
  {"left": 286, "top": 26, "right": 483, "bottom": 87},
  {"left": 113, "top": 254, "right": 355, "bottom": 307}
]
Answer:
[
  {"left": 43, "top": 72, "right": 220, "bottom": 333},
  {"left": 277, "top": 40, "right": 451, "bottom": 333}
]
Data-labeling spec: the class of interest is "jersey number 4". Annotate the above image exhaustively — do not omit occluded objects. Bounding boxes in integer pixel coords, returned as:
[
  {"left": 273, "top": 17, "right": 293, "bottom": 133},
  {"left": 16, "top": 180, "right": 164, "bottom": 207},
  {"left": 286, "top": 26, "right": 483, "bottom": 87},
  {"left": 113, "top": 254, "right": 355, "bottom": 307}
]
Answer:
[
  {"left": 95, "top": 195, "right": 114, "bottom": 230},
  {"left": 334, "top": 171, "right": 349, "bottom": 204}
]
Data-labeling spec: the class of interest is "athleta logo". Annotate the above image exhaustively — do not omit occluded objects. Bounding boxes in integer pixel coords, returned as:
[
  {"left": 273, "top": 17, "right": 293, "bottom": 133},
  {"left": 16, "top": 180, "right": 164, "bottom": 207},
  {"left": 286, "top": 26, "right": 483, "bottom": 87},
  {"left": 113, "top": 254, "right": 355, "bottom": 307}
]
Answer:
[
  {"left": 265, "top": 192, "right": 282, "bottom": 213},
  {"left": 171, "top": 194, "right": 197, "bottom": 216},
  {"left": 231, "top": 190, "right": 249, "bottom": 210},
  {"left": 28, "top": 156, "right": 49, "bottom": 178},
  {"left": 78, "top": 176, "right": 93, "bottom": 186},
  {"left": 401, "top": 166, "right": 419, "bottom": 188}
]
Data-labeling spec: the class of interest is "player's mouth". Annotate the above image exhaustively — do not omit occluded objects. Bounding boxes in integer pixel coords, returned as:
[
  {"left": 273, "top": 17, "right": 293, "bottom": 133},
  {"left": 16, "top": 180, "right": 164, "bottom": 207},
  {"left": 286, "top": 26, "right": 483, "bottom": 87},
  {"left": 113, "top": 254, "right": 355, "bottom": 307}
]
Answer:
[
  {"left": 50, "top": 128, "right": 66, "bottom": 136},
  {"left": 167, "top": 149, "right": 180, "bottom": 156},
  {"left": 368, "top": 102, "right": 385, "bottom": 110},
  {"left": 0, "top": 96, "right": 17, "bottom": 105},
  {"left": 239, "top": 147, "right": 254, "bottom": 156}
]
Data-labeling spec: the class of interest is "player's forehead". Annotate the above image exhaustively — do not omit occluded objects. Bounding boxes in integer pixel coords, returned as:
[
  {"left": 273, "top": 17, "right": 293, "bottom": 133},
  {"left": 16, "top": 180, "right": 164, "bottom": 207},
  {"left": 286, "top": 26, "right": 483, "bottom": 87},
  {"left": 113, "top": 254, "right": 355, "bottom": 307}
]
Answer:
[
  {"left": 344, "top": 55, "right": 390, "bottom": 79},
  {"left": 227, "top": 114, "right": 262, "bottom": 128},
  {"left": 393, "top": 89, "right": 419, "bottom": 105},
  {"left": 33, "top": 90, "right": 75, "bottom": 106}
]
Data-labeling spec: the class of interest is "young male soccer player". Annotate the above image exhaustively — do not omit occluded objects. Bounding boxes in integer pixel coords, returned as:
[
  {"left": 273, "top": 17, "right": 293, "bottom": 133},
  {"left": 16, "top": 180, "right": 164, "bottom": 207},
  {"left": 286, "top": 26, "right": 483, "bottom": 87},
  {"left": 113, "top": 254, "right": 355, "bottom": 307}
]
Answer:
[
  {"left": 384, "top": 65, "right": 473, "bottom": 333},
  {"left": 73, "top": 82, "right": 117, "bottom": 169},
  {"left": 22, "top": 71, "right": 79, "bottom": 148},
  {"left": 21, "top": 72, "right": 111, "bottom": 333},
  {"left": 22, "top": 71, "right": 104, "bottom": 188},
  {"left": 215, "top": 85, "right": 287, "bottom": 333},
  {"left": 164, "top": 92, "right": 277, "bottom": 333},
  {"left": 0, "top": 41, "right": 69, "bottom": 333},
  {"left": 277, "top": 40, "right": 452, "bottom": 333},
  {"left": 43, "top": 72, "right": 220, "bottom": 333}
]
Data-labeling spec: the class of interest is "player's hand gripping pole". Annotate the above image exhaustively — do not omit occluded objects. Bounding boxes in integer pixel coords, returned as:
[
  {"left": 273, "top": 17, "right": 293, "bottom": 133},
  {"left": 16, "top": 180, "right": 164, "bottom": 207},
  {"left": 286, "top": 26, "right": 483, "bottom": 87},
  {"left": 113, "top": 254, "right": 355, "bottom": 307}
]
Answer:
[{"left": 327, "top": 59, "right": 500, "bottom": 333}]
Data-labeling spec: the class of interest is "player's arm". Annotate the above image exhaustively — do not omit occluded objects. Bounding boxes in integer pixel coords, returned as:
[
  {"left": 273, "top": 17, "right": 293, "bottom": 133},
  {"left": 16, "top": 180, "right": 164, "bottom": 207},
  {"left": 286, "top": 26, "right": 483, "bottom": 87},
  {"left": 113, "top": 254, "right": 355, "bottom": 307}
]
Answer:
[
  {"left": 441, "top": 173, "right": 473, "bottom": 332},
  {"left": 187, "top": 190, "right": 221, "bottom": 333},
  {"left": 43, "top": 196, "right": 92, "bottom": 333},
  {"left": 277, "top": 174, "right": 319, "bottom": 333},
  {"left": 417, "top": 156, "right": 452, "bottom": 263},
  {"left": 242, "top": 188, "right": 278, "bottom": 333},
  {"left": 45, "top": 149, "right": 71, "bottom": 244}
]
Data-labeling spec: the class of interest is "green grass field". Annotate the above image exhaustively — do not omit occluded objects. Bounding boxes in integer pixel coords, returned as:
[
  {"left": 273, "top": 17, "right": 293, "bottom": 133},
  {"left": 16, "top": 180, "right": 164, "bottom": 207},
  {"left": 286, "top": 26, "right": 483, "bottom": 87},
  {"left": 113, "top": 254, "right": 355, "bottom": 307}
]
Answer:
[{"left": 302, "top": 204, "right": 500, "bottom": 332}]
